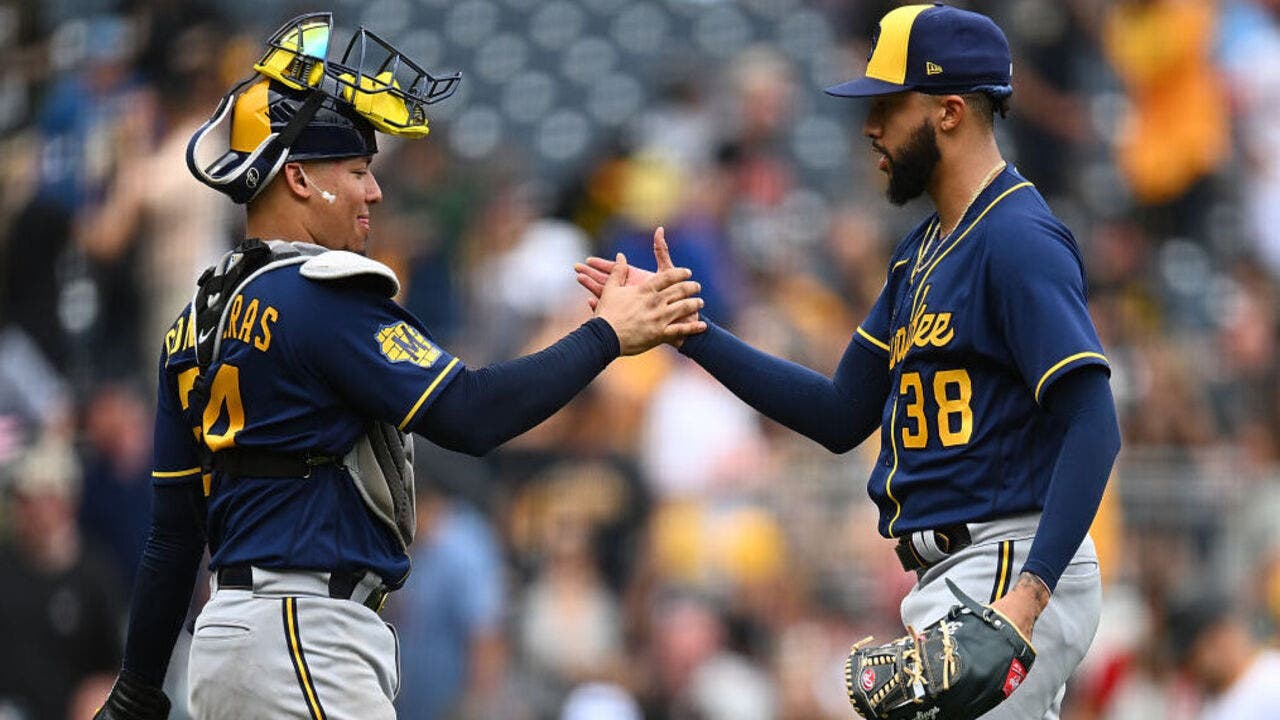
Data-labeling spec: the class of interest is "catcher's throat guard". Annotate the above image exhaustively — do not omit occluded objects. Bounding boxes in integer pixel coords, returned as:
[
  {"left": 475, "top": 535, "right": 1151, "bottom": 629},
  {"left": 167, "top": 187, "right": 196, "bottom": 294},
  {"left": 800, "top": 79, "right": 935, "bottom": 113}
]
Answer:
[
  {"left": 845, "top": 580, "right": 1036, "bottom": 720},
  {"left": 186, "top": 12, "right": 461, "bottom": 203}
]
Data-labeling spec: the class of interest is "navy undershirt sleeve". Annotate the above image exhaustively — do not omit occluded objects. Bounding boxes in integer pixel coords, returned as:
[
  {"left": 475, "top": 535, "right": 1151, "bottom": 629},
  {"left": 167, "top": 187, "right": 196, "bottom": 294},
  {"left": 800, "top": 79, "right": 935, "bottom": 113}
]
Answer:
[
  {"left": 678, "top": 320, "right": 889, "bottom": 453},
  {"left": 1020, "top": 366, "right": 1120, "bottom": 592},
  {"left": 413, "top": 317, "right": 620, "bottom": 455},
  {"left": 121, "top": 481, "right": 207, "bottom": 685}
]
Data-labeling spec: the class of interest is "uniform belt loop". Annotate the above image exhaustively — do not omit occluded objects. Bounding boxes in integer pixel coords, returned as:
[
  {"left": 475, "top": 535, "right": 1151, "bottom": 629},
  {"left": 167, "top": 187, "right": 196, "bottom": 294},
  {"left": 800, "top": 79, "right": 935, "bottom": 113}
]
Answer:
[
  {"left": 894, "top": 523, "right": 973, "bottom": 572},
  {"left": 215, "top": 565, "right": 389, "bottom": 612}
]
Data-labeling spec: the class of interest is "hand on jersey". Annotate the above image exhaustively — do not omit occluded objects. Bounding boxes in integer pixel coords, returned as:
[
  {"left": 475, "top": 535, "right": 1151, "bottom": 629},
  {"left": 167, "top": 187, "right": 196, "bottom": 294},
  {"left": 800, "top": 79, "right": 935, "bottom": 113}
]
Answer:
[
  {"left": 590, "top": 243, "right": 705, "bottom": 355},
  {"left": 576, "top": 227, "right": 703, "bottom": 348}
]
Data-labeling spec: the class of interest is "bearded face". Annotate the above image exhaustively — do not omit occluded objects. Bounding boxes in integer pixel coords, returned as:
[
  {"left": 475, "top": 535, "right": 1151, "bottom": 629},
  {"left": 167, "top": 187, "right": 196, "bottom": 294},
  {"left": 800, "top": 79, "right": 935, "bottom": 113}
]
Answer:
[{"left": 883, "top": 117, "right": 942, "bottom": 206}]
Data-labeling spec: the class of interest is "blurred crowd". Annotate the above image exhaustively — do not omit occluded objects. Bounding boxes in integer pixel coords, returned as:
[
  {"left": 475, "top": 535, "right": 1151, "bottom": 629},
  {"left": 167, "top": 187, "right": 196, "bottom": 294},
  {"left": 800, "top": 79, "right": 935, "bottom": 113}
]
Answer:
[{"left": 2, "top": 0, "right": 1280, "bottom": 718}]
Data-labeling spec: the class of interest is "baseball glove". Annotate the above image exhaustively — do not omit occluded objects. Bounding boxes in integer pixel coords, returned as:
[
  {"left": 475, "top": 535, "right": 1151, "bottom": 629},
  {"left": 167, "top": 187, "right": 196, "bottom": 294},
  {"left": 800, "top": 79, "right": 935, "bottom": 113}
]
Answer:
[
  {"left": 93, "top": 669, "right": 171, "bottom": 720},
  {"left": 844, "top": 579, "right": 1035, "bottom": 720}
]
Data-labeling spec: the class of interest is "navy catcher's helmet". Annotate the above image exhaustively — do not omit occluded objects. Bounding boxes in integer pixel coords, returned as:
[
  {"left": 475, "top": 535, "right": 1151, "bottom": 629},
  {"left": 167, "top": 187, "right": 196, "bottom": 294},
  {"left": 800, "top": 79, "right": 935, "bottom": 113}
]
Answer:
[{"left": 187, "top": 12, "right": 460, "bottom": 203}]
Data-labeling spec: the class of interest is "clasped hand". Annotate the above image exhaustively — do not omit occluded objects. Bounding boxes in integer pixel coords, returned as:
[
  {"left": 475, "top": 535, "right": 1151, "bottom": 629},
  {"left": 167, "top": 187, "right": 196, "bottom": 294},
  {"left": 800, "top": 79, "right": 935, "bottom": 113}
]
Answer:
[
  {"left": 586, "top": 227, "right": 706, "bottom": 354},
  {"left": 577, "top": 227, "right": 704, "bottom": 352}
]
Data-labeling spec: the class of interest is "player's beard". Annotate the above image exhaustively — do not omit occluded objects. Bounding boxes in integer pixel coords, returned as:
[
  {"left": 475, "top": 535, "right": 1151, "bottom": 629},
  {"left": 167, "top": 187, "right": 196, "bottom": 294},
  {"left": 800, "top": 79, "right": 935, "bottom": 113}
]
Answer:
[{"left": 884, "top": 118, "right": 941, "bottom": 206}]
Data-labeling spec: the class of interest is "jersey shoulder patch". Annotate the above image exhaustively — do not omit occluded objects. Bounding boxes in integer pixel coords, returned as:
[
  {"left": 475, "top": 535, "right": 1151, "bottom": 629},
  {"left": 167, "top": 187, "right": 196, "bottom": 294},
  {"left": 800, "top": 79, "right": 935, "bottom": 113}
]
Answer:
[
  {"left": 300, "top": 251, "right": 400, "bottom": 298},
  {"left": 376, "top": 321, "right": 443, "bottom": 368}
]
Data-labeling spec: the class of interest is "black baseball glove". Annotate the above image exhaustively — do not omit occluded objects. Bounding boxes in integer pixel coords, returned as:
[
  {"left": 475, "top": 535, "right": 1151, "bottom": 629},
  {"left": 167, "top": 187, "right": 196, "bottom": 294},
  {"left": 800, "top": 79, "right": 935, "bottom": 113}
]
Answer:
[
  {"left": 93, "top": 669, "right": 171, "bottom": 720},
  {"left": 844, "top": 579, "right": 1036, "bottom": 720}
]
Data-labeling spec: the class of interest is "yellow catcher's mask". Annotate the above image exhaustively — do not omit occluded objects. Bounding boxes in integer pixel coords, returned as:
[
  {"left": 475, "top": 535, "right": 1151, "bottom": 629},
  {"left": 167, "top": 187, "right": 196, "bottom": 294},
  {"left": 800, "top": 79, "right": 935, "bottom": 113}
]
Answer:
[
  {"left": 188, "top": 12, "right": 460, "bottom": 202},
  {"left": 251, "top": 12, "right": 459, "bottom": 138}
]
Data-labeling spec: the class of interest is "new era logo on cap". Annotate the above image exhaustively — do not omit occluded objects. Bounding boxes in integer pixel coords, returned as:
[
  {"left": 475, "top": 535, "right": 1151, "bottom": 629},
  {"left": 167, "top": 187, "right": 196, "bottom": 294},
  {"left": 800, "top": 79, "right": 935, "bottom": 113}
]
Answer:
[{"left": 825, "top": 3, "right": 1013, "bottom": 99}]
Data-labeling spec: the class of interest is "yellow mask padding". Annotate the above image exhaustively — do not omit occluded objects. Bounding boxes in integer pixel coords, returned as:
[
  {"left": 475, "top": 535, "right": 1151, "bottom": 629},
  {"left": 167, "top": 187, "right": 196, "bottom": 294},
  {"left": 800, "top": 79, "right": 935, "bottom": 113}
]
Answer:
[
  {"left": 339, "top": 71, "right": 430, "bottom": 138},
  {"left": 254, "top": 19, "right": 329, "bottom": 90},
  {"left": 229, "top": 79, "right": 272, "bottom": 153}
]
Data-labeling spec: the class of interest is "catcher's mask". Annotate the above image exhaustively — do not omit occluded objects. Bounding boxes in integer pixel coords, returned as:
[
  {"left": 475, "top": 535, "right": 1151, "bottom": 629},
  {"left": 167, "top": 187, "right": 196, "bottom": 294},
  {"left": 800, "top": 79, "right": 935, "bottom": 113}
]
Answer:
[{"left": 187, "top": 12, "right": 461, "bottom": 203}]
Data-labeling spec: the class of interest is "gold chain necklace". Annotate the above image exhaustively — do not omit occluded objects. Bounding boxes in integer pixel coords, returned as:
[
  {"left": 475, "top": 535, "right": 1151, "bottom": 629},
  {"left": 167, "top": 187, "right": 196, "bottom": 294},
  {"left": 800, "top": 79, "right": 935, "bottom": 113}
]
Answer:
[{"left": 912, "top": 160, "right": 1006, "bottom": 281}]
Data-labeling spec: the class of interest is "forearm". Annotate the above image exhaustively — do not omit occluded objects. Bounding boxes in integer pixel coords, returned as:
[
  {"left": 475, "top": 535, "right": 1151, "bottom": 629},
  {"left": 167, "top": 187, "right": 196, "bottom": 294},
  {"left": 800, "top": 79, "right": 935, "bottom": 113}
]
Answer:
[
  {"left": 678, "top": 321, "right": 887, "bottom": 453},
  {"left": 1021, "top": 367, "right": 1121, "bottom": 592},
  {"left": 413, "top": 318, "right": 619, "bottom": 455},
  {"left": 121, "top": 483, "right": 208, "bottom": 685}
]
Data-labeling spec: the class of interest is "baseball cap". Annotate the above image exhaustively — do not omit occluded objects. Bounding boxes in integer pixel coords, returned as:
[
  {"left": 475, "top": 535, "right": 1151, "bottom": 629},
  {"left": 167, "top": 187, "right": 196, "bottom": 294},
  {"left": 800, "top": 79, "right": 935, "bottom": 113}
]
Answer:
[{"left": 825, "top": 4, "right": 1012, "bottom": 100}]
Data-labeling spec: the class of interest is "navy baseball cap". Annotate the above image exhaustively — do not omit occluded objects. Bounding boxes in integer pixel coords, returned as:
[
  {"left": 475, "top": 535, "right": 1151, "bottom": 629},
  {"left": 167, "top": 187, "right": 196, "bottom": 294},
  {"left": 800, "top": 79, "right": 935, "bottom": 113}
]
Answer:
[{"left": 825, "top": 4, "right": 1012, "bottom": 100}]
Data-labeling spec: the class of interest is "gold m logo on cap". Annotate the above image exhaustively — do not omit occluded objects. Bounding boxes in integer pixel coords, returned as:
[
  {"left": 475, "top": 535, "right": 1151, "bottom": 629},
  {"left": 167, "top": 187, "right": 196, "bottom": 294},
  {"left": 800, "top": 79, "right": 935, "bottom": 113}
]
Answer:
[{"left": 926, "top": 61, "right": 943, "bottom": 75}]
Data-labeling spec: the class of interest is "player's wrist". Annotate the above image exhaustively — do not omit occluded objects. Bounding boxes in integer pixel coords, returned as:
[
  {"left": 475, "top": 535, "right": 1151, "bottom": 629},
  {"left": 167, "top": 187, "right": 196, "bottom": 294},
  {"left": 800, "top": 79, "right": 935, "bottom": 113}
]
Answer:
[
  {"left": 990, "top": 573, "right": 1051, "bottom": 638},
  {"left": 1007, "top": 571, "right": 1051, "bottom": 613},
  {"left": 583, "top": 316, "right": 622, "bottom": 359},
  {"left": 1018, "top": 571, "right": 1052, "bottom": 601}
]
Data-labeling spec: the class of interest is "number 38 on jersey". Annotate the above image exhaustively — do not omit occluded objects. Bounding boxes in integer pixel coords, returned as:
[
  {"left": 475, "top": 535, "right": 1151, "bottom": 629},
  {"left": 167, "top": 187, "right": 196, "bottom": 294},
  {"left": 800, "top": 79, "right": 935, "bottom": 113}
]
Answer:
[{"left": 898, "top": 368, "right": 973, "bottom": 449}]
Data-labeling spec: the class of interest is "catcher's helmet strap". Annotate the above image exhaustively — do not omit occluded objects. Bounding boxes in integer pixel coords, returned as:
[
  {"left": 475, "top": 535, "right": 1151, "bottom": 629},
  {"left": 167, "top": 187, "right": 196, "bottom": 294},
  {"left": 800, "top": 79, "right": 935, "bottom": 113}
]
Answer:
[
  {"left": 276, "top": 89, "right": 327, "bottom": 147},
  {"left": 186, "top": 79, "right": 328, "bottom": 204}
]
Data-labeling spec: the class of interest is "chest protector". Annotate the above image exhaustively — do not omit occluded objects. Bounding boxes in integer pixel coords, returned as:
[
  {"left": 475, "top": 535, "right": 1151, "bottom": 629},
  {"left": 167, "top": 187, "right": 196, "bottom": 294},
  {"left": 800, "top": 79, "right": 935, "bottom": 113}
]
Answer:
[{"left": 190, "top": 239, "right": 417, "bottom": 551}]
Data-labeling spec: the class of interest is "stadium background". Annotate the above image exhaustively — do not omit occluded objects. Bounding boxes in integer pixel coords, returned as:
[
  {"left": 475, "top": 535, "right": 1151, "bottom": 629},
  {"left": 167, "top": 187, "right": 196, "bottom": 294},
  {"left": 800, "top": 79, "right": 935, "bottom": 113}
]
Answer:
[{"left": 1, "top": 0, "right": 1278, "bottom": 717}]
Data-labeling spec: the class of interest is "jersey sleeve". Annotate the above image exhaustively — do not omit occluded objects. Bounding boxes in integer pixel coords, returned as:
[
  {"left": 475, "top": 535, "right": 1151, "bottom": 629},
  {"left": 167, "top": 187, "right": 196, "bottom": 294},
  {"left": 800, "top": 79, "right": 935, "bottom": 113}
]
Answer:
[
  {"left": 853, "top": 281, "right": 893, "bottom": 357},
  {"left": 987, "top": 219, "right": 1109, "bottom": 404},
  {"left": 296, "top": 283, "right": 465, "bottom": 431},
  {"left": 152, "top": 333, "right": 203, "bottom": 487}
]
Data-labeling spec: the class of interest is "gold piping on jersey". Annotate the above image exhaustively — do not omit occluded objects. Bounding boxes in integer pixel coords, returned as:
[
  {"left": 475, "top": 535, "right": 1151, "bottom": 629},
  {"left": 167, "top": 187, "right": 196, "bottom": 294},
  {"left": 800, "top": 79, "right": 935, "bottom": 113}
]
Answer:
[
  {"left": 151, "top": 467, "right": 202, "bottom": 479},
  {"left": 856, "top": 326, "right": 891, "bottom": 352},
  {"left": 884, "top": 182, "right": 1033, "bottom": 537},
  {"left": 1034, "top": 351, "right": 1109, "bottom": 404},
  {"left": 398, "top": 356, "right": 460, "bottom": 431},
  {"left": 283, "top": 597, "right": 327, "bottom": 720},
  {"left": 891, "top": 258, "right": 911, "bottom": 272},
  {"left": 908, "top": 182, "right": 1034, "bottom": 323},
  {"left": 885, "top": 398, "right": 904, "bottom": 537}
]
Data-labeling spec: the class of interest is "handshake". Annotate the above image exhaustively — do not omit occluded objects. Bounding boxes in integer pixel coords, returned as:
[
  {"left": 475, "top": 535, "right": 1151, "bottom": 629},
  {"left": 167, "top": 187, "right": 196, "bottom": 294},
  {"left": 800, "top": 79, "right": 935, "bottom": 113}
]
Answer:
[{"left": 574, "top": 226, "right": 707, "bottom": 355}]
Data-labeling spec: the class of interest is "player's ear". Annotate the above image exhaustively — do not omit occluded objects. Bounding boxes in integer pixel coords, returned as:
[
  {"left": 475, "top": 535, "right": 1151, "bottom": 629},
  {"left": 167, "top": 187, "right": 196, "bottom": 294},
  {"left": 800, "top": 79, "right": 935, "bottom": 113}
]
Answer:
[
  {"left": 937, "top": 95, "right": 965, "bottom": 132},
  {"left": 280, "top": 162, "right": 311, "bottom": 200}
]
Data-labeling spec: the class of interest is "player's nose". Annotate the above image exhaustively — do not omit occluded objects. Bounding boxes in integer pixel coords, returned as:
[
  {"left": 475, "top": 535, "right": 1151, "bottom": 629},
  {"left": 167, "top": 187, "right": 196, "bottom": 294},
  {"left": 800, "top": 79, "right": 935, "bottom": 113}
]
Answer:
[
  {"left": 862, "top": 114, "right": 880, "bottom": 140},
  {"left": 366, "top": 169, "right": 383, "bottom": 205},
  {"left": 862, "top": 103, "right": 883, "bottom": 140}
]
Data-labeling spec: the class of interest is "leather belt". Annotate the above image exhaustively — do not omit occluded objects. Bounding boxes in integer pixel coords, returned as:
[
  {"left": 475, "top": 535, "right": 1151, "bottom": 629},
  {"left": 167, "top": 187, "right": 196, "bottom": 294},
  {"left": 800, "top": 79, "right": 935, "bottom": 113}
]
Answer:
[
  {"left": 211, "top": 449, "right": 339, "bottom": 478},
  {"left": 216, "top": 565, "right": 389, "bottom": 613},
  {"left": 894, "top": 523, "right": 973, "bottom": 572}
]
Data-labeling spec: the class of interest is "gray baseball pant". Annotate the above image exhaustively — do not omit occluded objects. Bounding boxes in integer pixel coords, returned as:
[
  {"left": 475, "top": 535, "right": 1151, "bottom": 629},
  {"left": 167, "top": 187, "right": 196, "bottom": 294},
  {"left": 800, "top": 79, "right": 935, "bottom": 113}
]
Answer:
[
  {"left": 899, "top": 513, "right": 1102, "bottom": 720},
  {"left": 187, "top": 568, "right": 400, "bottom": 720}
]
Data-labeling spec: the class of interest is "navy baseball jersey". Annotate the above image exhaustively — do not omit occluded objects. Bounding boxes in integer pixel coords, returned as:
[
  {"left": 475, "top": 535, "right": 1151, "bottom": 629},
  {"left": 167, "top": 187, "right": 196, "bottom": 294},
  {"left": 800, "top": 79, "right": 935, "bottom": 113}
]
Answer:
[
  {"left": 150, "top": 264, "right": 462, "bottom": 587},
  {"left": 852, "top": 167, "right": 1108, "bottom": 538}
]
